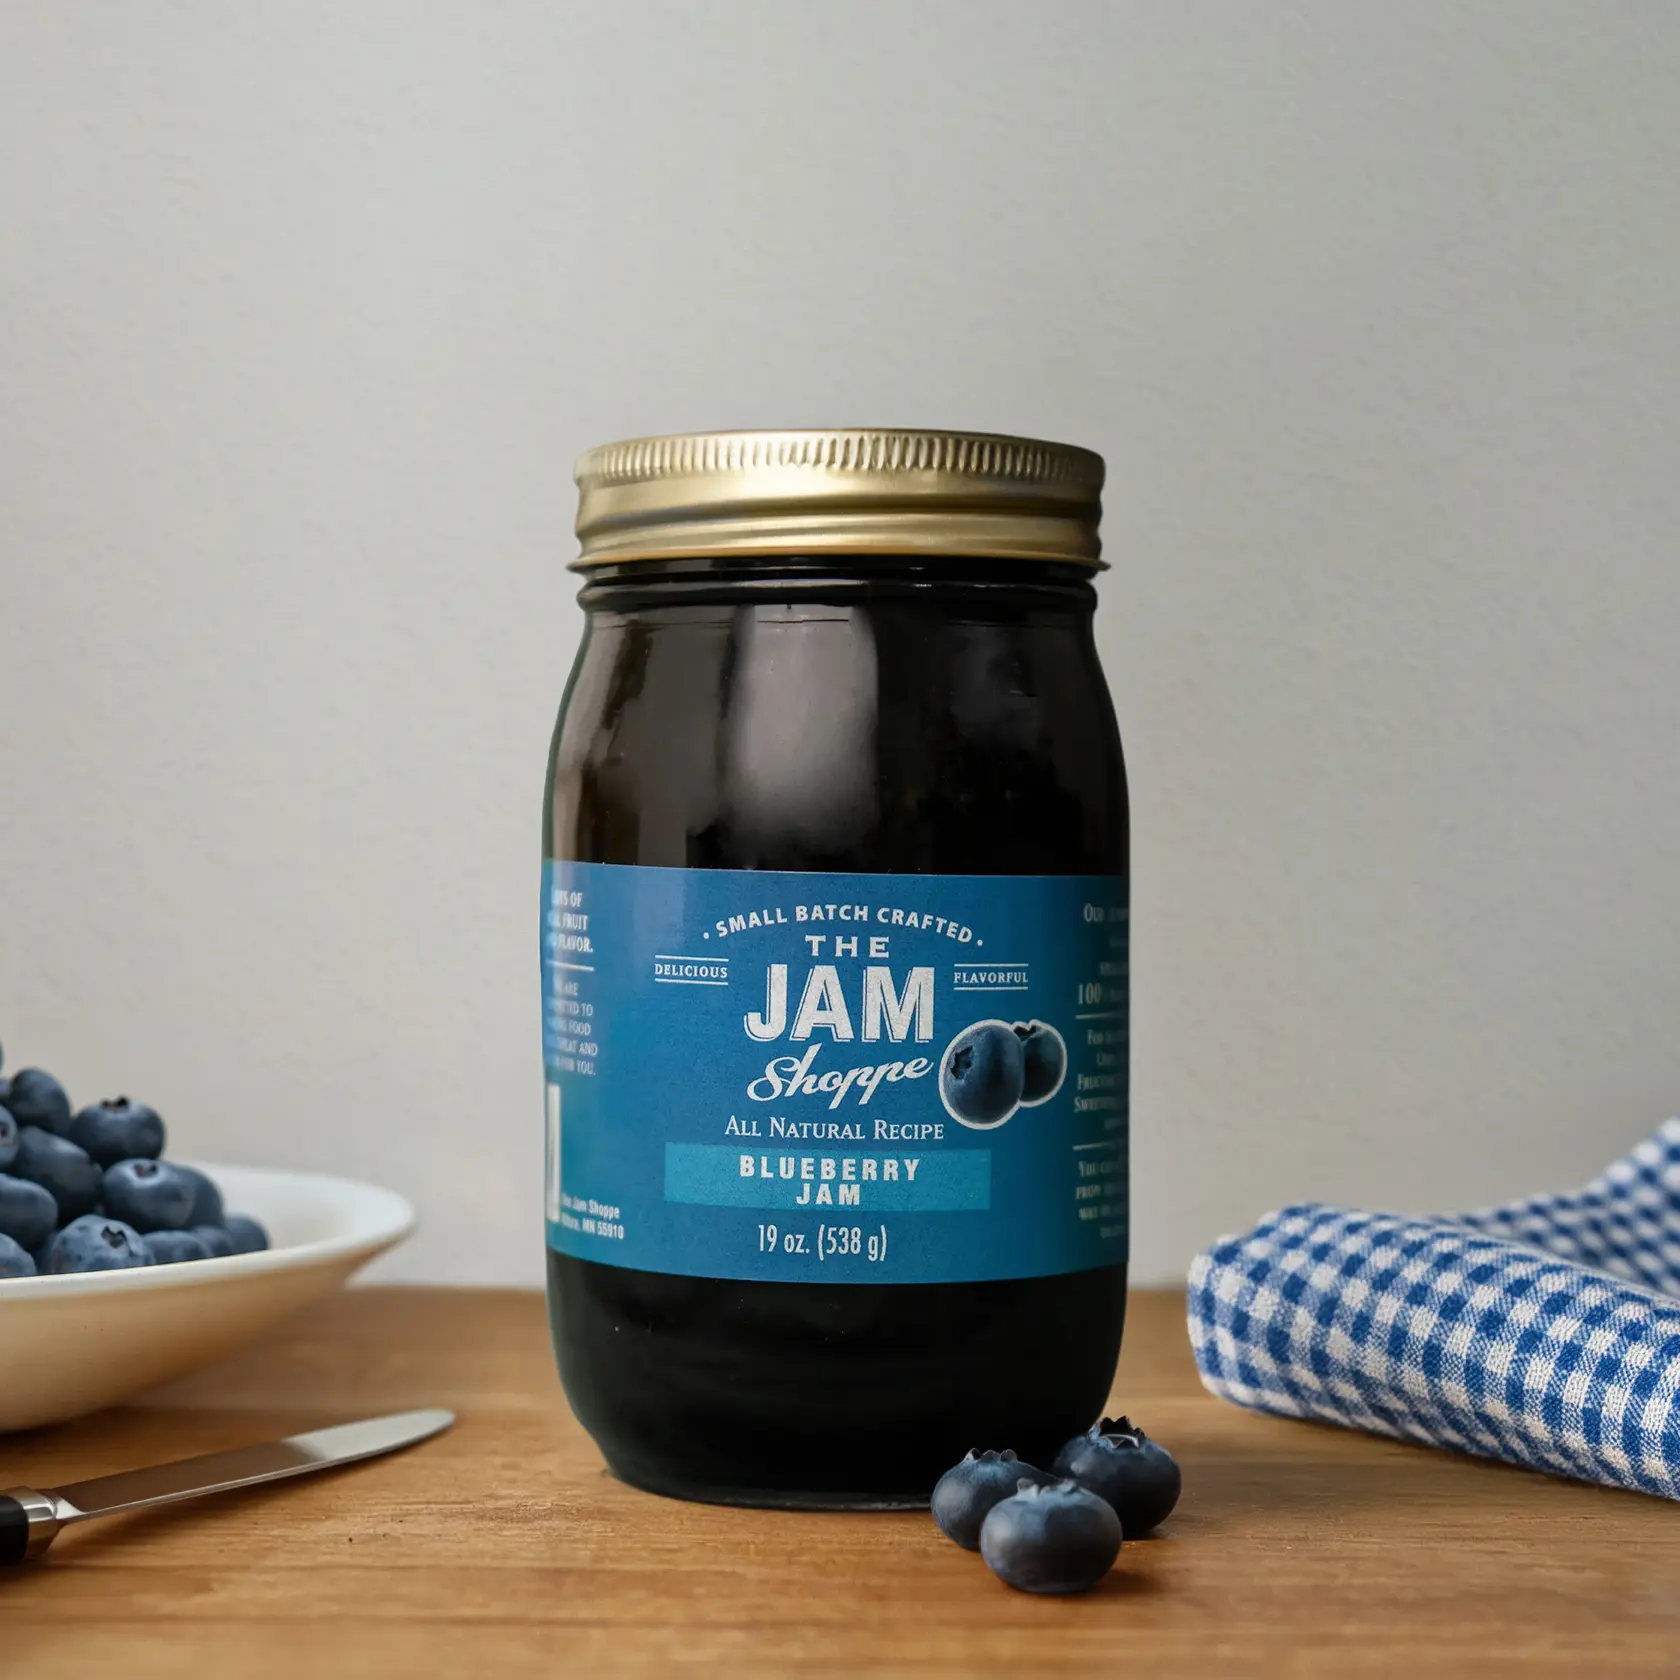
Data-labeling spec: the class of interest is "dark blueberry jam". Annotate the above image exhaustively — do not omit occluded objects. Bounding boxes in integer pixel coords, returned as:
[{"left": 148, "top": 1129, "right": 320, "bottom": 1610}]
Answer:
[{"left": 544, "top": 552, "right": 1128, "bottom": 1507}]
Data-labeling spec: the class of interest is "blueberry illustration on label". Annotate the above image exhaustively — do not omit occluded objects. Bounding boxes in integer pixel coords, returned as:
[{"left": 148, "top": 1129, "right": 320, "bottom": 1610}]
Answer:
[
  {"left": 1013, "top": 1021, "right": 1068, "bottom": 1105},
  {"left": 939, "top": 1021, "right": 1026, "bottom": 1128}
]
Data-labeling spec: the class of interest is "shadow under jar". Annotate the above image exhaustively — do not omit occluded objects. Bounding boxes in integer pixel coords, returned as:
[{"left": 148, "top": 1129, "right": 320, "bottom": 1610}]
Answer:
[{"left": 543, "top": 431, "right": 1129, "bottom": 1507}]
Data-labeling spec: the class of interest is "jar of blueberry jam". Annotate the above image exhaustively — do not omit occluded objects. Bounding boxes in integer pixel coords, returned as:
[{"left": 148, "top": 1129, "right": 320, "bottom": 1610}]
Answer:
[{"left": 542, "top": 430, "right": 1128, "bottom": 1508}]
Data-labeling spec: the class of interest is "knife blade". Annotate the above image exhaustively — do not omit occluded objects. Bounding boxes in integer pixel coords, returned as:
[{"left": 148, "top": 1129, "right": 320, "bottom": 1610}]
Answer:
[{"left": 0, "top": 1406, "right": 453, "bottom": 1564}]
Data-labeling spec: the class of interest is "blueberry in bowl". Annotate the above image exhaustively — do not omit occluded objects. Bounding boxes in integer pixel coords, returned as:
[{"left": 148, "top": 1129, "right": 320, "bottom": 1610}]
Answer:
[
  {"left": 177, "top": 1164, "right": 225, "bottom": 1228},
  {"left": 0, "top": 1105, "right": 17, "bottom": 1173},
  {"left": 0, "top": 1173, "right": 59, "bottom": 1252},
  {"left": 0, "top": 1231, "right": 37, "bottom": 1279},
  {"left": 938, "top": 1021, "right": 1026, "bottom": 1127},
  {"left": 191, "top": 1223, "right": 237, "bottom": 1259},
  {"left": 13, "top": 1127, "right": 102, "bottom": 1222},
  {"left": 69, "top": 1097, "right": 166, "bottom": 1167},
  {"left": 145, "top": 1228, "right": 216, "bottom": 1265},
  {"left": 48, "top": 1214, "right": 154, "bottom": 1274},
  {"left": 7, "top": 1069, "right": 73, "bottom": 1137},
  {"left": 224, "top": 1213, "right": 270, "bottom": 1255},
  {"left": 101, "top": 1158, "right": 198, "bottom": 1233}
]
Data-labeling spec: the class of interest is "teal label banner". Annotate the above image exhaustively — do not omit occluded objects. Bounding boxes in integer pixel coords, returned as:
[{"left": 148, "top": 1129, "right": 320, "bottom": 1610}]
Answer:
[
  {"left": 542, "top": 862, "right": 1127, "bottom": 1285},
  {"left": 664, "top": 1143, "right": 993, "bottom": 1213}
]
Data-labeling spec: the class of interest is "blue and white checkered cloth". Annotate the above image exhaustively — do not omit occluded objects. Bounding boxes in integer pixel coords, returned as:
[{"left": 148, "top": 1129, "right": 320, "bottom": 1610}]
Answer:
[{"left": 1188, "top": 1119, "right": 1680, "bottom": 1498}]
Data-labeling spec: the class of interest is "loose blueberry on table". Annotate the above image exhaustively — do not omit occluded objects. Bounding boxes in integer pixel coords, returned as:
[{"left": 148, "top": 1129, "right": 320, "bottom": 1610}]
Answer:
[
  {"left": 1053, "top": 1416, "right": 1183, "bottom": 1536},
  {"left": 933, "top": 1417, "right": 1182, "bottom": 1593},
  {"left": 931, "top": 1449, "right": 1055, "bottom": 1550},
  {"left": 979, "top": 1479, "right": 1123, "bottom": 1595}
]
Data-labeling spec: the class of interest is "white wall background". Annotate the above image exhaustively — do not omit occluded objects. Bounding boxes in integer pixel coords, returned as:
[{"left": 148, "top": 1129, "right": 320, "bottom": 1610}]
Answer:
[{"left": 3, "top": 1, "right": 1679, "bottom": 1286}]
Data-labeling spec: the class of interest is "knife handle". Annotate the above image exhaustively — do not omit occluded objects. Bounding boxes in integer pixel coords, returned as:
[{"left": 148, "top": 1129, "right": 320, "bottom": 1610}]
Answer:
[
  {"left": 0, "top": 1489, "right": 61, "bottom": 1565},
  {"left": 0, "top": 1497, "right": 24, "bottom": 1566}
]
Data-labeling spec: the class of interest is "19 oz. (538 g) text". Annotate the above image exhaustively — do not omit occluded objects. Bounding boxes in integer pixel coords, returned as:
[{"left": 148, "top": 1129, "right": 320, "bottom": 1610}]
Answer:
[{"left": 757, "top": 1223, "right": 889, "bottom": 1263}]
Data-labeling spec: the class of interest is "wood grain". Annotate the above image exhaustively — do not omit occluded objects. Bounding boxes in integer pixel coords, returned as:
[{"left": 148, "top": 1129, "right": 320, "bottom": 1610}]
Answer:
[{"left": 4, "top": 1287, "right": 1677, "bottom": 1676}]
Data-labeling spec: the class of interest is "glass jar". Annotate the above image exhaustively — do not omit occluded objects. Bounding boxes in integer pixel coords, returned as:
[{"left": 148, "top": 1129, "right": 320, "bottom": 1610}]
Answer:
[{"left": 542, "top": 430, "right": 1128, "bottom": 1507}]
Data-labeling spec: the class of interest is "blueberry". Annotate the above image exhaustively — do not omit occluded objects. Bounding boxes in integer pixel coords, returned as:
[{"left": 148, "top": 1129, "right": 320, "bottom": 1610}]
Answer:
[
  {"left": 145, "top": 1228, "right": 215, "bottom": 1265},
  {"left": 192, "top": 1224, "right": 237, "bottom": 1259},
  {"left": 13, "top": 1126, "right": 102, "bottom": 1221},
  {"left": 0, "top": 1230, "right": 36, "bottom": 1279},
  {"left": 1053, "top": 1415, "right": 1182, "bottom": 1536},
  {"left": 939, "top": 1022, "right": 1025, "bottom": 1127},
  {"left": 224, "top": 1213, "right": 270, "bottom": 1255},
  {"left": 176, "top": 1165, "right": 225, "bottom": 1228},
  {"left": 7, "top": 1068, "right": 72, "bottom": 1136},
  {"left": 1012, "top": 1021, "right": 1068, "bottom": 1105},
  {"left": 0, "top": 1104, "right": 17, "bottom": 1172},
  {"left": 101, "top": 1158, "right": 197, "bottom": 1233},
  {"left": 0, "top": 1173, "right": 59, "bottom": 1251},
  {"left": 932, "top": 1449, "right": 1054, "bottom": 1550},
  {"left": 49, "top": 1214, "right": 153, "bottom": 1273},
  {"left": 979, "top": 1478, "right": 1122, "bottom": 1595},
  {"left": 69, "top": 1097, "right": 166, "bottom": 1167}
]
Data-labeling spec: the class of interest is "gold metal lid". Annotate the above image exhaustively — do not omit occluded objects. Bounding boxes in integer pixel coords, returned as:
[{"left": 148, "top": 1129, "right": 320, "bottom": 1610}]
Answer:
[{"left": 572, "top": 429, "right": 1105, "bottom": 567}]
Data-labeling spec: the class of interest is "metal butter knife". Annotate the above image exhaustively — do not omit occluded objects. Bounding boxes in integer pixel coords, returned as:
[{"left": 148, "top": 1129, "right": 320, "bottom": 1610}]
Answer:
[{"left": 0, "top": 1406, "right": 454, "bottom": 1565}]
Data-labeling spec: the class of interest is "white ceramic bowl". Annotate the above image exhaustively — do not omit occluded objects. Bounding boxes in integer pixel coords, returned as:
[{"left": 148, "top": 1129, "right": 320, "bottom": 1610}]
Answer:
[{"left": 0, "top": 1163, "right": 414, "bottom": 1432}]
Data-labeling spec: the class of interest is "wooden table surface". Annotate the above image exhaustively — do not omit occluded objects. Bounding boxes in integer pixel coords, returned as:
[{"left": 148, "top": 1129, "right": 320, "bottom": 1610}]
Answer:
[{"left": 6, "top": 1286, "right": 1679, "bottom": 1676}]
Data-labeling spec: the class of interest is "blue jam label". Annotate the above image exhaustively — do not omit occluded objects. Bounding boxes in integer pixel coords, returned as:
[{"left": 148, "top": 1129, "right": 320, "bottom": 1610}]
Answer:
[{"left": 541, "top": 863, "right": 1127, "bottom": 1285}]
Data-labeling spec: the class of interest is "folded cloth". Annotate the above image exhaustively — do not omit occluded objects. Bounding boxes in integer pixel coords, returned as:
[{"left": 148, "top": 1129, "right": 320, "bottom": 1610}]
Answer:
[{"left": 1187, "top": 1119, "right": 1680, "bottom": 1498}]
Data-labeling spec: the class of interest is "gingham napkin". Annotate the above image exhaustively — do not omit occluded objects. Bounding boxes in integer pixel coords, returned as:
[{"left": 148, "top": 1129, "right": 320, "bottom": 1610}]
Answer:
[{"left": 1187, "top": 1119, "right": 1680, "bottom": 1498}]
